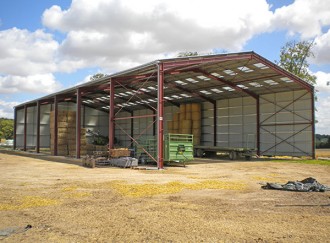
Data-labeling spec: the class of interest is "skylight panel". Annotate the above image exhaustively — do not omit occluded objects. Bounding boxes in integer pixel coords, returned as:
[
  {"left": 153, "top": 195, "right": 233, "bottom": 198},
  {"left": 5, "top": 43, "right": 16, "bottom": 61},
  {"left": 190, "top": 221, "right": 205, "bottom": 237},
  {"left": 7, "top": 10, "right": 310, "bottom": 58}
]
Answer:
[
  {"left": 148, "top": 86, "right": 157, "bottom": 90},
  {"left": 253, "top": 63, "right": 269, "bottom": 69},
  {"left": 249, "top": 82, "right": 263, "bottom": 87},
  {"left": 211, "top": 72, "right": 224, "bottom": 78},
  {"left": 280, "top": 77, "right": 293, "bottom": 83},
  {"left": 164, "top": 96, "right": 173, "bottom": 100},
  {"left": 223, "top": 87, "right": 235, "bottom": 92},
  {"left": 186, "top": 78, "right": 199, "bottom": 83},
  {"left": 174, "top": 80, "right": 188, "bottom": 85},
  {"left": 171, "top": 95, "right": 182, "bottom": 99},
  {"left": 197, "top": 75, "right": 211, "bottom": 81},
  {"left": 181, "top": 93, "right": 192, "bottom": 98},
  {"left": 237, "top": 84, "right": 249, "bottom": 89},
  {"left": 237, "top": 66, "right": 254, "bottom": 72},
  {"left": 210, "top": 88, "right": 223, "bottom": 93},
  {"left": 223, "top": 69, "right": 237, "bottom": 76},
  {"left": 140, "top": 88, "right": 150, "bottom": 92},
  {"left": 264, "top": 79, "right": 279, "bottom": 85},
  {"left": 200, "top": 90, "right": 212, "bottom": 95}
]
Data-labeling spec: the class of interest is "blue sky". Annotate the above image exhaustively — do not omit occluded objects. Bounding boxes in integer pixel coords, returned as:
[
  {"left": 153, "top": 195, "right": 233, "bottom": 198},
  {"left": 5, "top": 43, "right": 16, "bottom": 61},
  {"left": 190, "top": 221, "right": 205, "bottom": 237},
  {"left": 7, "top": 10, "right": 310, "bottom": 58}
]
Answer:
[{"left": 0, "top": 0, "right": 330, "bottom": 134}]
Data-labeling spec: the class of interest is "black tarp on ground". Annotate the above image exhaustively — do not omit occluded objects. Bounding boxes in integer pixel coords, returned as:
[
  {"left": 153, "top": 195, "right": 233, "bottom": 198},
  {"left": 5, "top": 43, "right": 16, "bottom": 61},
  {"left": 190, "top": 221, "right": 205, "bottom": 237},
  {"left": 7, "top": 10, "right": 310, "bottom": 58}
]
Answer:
[{"left": 261, "top": 177, "right": 330, "bottom": 192}]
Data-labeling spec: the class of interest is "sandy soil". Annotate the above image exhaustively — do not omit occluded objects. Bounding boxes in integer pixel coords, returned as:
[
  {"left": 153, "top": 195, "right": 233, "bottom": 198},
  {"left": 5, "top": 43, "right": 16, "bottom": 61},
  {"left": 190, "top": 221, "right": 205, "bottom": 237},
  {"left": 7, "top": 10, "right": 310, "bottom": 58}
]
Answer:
[{"left": 0, "top": 151, "right": 329, "bottom": 242}]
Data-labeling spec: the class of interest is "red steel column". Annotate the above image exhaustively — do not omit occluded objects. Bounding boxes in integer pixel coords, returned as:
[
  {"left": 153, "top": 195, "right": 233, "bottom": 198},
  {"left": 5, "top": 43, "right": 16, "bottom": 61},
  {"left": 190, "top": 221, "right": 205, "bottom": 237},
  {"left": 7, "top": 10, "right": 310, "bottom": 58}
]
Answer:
[
  {"left": 109, "top": 79, "right": 115, "bottom": 150},
  {"left": 23, "top": 105, "right": 27, "bottom": 151},
  {"left": 54, "top": 96, "right": 58, "bottom": 156},
  {"left": 36, "top": 101, "right": 41, "bottom": 153},
  {"left": 213, "top": 102, "right": 217, "bottom": 146},
  {"left": 76, "top": 88, "right": 82, "bottom": 158},
  {"left": 13, "top": 107, "right": 17, "bottom": 150},
  {"left": 311, "top": 88, "right": 316, "bottom": 159},
  {"left": 157, "top": 62, "right": 164, "bottom": 169},
  {"left": 256, "top": 96, "right": 260, "bottom": 156}
]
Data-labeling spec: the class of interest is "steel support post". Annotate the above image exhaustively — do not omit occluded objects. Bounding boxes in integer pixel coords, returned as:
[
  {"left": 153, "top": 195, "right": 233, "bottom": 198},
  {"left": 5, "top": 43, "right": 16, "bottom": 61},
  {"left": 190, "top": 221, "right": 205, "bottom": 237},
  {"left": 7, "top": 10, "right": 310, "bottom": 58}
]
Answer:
[
  {"left": 53, "top": 96, "right": 58, "bottom": 156},
  {"left": 130, "top": 111, "right": 134, "bottom": 145},
  {"left": 23, "top": 105, "right": 27, "bottom": 151},
  {"left": 36, "top": 101, "right": 41, "bottom": 153},
  {"left": 109, "top": 79, "right": 115, "bottom": 150},
  {"left": 311, "top": 88, "right": 316, "bottom": 159},
  {"left": 76, "top": 88, "right": 82, "bottom": 158},
  {"left": 256, "top": 97, "right": 260, "bottom": 156},
  {"left": 213, "top": 102, "right": 217, "bottom": 146},
  {"left": 13, "top": 107, "right": 17, "bottom": 150},
  {"left": 157, "top": 62, "right": 164, "bottom": 169}
]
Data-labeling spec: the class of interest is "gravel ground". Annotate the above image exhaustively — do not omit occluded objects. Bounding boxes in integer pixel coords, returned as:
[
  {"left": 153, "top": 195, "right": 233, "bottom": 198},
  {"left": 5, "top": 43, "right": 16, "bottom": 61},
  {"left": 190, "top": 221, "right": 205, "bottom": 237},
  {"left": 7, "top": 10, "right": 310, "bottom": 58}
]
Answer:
[{"left": 0, "top": 151, "right": 329, "bottom": 242}]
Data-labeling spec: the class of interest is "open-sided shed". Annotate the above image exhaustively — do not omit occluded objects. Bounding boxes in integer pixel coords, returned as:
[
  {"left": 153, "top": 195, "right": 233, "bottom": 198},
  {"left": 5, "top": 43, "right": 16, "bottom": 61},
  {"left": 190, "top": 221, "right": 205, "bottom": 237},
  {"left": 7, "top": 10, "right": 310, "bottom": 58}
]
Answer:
[{"left": 14, "top": 51, "right": 315, "bottom": 168}]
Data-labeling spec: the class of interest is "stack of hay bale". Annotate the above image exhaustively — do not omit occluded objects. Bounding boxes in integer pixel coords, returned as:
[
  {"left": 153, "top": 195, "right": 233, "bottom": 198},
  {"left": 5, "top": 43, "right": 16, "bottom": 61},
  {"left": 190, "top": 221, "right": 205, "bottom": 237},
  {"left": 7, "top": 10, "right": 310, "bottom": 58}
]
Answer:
[
  {"left": 86, "top": 144, "right": 109, "bottom": 155},
  {"left": 50, "top": 110, "right": 87, "bottom": 156},
  {"left": 167, "top": 103, "right": 201, "bottom": 145}
]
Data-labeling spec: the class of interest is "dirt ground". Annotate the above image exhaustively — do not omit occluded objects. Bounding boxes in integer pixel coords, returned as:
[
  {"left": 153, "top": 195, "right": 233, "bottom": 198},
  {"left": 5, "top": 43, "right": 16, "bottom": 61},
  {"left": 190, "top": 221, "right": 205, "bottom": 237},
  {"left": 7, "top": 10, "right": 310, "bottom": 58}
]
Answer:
[{"left": 0, "top": 151, "right": 329, "bottom": 242}]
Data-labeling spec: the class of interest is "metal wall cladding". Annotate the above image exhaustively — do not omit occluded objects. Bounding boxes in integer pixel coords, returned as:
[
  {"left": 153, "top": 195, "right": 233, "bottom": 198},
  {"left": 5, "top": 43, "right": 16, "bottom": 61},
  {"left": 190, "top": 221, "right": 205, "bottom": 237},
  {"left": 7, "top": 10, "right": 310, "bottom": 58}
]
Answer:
[
  {"left": 260, "top": 90, "right": 313, "bottom": 156},
  {"left": 115, "top": 111, "right": 131, "bottom": 147},
  {"left": 213, "top": 97, "right": 257, "bottom": 148}
]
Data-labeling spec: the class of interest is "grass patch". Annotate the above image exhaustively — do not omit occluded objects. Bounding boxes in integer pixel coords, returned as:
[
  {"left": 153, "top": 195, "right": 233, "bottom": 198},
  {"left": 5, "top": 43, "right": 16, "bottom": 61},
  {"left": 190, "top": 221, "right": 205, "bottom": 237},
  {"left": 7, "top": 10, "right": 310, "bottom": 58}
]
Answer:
[
  {"left": 271, "top": 159, "right": 330, "bottom": 166},
  {"left": 0, "top": 196, "right": 59, "bottom": 211},
  {"left": 110, "top": 180, "right": 247, "bottom": 198}
]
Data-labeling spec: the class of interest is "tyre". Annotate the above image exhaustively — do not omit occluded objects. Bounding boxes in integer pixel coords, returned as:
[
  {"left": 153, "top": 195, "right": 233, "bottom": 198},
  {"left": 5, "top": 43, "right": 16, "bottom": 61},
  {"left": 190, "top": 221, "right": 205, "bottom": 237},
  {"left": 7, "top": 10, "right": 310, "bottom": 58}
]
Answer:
[{"left": 229, "top": 151, "right": 237, "bottom": 160}]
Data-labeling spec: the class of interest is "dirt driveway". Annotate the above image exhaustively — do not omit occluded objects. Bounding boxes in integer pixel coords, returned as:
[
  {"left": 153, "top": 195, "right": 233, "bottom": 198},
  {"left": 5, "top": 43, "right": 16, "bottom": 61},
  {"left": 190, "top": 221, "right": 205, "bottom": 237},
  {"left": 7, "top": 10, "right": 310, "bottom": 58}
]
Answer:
[{"left": 0, "top": 152, "right": 329, "bottom": 242}]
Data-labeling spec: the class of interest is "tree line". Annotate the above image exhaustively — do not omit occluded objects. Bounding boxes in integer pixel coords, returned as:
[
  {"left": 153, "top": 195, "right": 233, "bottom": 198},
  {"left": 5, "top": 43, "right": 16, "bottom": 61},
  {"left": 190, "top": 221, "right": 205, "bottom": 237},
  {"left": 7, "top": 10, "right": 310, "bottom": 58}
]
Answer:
[{"left": 0, "top": 118, "right": 14, "bottom": 140}]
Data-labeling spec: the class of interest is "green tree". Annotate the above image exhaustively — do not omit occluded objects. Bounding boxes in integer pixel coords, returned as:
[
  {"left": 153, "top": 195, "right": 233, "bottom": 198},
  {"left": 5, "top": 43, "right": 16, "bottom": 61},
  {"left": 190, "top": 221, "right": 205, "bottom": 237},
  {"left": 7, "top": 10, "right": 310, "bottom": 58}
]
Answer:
[
  {"left": 0, "top": 118, "right": 14, "bottom": 139},
  {"left": 276, "top": 40, "right": 316, "bottom": 85},
  {"left": 90, "top": 73, "right": 107, "bottom": 81}
]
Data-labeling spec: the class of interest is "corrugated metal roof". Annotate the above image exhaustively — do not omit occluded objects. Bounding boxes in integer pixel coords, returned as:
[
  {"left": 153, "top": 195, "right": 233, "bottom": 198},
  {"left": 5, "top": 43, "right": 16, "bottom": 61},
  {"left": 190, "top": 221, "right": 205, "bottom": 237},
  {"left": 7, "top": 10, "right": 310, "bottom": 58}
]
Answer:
[{"left": 15, "top": 51, "right": 313, "bottom": 112}]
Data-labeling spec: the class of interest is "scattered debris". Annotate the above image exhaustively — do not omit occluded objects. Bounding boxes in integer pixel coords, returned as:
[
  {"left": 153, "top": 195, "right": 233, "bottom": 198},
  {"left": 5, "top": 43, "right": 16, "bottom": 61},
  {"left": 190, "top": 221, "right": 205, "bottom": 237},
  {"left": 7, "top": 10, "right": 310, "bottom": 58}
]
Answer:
[
  {"left": 0, "top": 225, "right": 32, "bottom": 238},
  {"left": 261, "top": 177, "right": 330, "bottom": 192}
]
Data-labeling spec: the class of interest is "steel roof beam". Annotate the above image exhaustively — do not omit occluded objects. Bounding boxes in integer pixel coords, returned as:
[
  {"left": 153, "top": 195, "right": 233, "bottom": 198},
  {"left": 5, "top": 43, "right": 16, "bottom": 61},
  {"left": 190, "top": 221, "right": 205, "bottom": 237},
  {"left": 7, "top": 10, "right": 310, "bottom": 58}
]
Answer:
[
  {"left": 164, "top": 81, "right": 216, "bottom": 104},
  {"left": 251, "top": 53, "right": 313, "bottom": 92},
  {"left": 192, "top": 68, "right": 259, "bottom": 100}
]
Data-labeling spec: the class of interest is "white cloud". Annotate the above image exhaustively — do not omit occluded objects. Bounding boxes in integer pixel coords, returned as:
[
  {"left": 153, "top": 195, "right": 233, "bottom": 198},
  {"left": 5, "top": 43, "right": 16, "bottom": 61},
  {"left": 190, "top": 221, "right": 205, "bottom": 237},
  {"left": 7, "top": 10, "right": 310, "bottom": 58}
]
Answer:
[
  {"left": 314, "top": 29, "right": 330, "bottom": 64},
  {"left": 0, "top": 28, "right": 59, "bottom": 76},
  {"left": 0, "top": 74, "right": 62, "bottom": 94},
  {"left": 272, "top": 0, "right": 330, "bottom": 39},
  {"left": 316, "top": 96, "right": 330, "bottom": 134},
  {"left": 0, "top": 100, "right": 19, "bottom": 118},
  {"left": 42, "top": 0, "right": 273, "bottom": 72},
  {"left": 314, "top": 71, "right": 330, "bottom": 94}
]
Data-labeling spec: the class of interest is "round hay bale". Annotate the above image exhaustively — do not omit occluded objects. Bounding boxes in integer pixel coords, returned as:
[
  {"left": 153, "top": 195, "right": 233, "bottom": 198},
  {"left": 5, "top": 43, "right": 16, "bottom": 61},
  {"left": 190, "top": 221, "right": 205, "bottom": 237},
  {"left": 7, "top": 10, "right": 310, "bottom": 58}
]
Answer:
[
  {"left": 173, "top": 121, "right": 179, "bottom": 130},
  {"left": 192, "top": 129, "right": 201, "bottom": 137},
  {"left": 191, "top": 103, "right": 201, "bottom": 112},
  {"left": 192, "top": 111, "right": 201, "bottom": 121},
  {"left": 186, "top": 103, "right": 192, "bottom": 112},
  {"left": 193, "top": 136, "right": 201, "bottom": 145},
  {"left": 192, "top": 120, "right": 201, "bottom": 129},
  {"left": 173, "top": 112, "right": 180, "bottom": 121},
  {"left": 180, "top": 120, "right": 192, "bottom": 129},
  {"left": 167, "top": 121, "right": 173, "bottom": 130},
  {"left": 185, "top": 112, "right": 192, "bottom": 120},
  {"left": 180, "top": 104, "right": 186, "bottom": 114},
  {"left": 181, "top": 129, "right": 192, "bottom": 134}
]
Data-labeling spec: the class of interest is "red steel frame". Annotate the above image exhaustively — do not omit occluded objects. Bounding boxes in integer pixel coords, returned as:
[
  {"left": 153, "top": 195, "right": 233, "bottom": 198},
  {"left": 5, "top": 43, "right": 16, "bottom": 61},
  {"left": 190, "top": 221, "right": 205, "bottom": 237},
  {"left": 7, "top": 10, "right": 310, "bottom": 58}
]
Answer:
[
  {"left": 36, "top": 101, "right": 41, "bottom": 153},
  {"left": 157, "top": 62, "right": 165, "bottom": 169},
  {"left": 23, "top": 105, "right": 27, "bottom": 151},
  {"left": 76, "top": 88, "right": 82, "bottom": 158},
  {"left": 13, "top": 52, "right": 315, "bottom": 161}
]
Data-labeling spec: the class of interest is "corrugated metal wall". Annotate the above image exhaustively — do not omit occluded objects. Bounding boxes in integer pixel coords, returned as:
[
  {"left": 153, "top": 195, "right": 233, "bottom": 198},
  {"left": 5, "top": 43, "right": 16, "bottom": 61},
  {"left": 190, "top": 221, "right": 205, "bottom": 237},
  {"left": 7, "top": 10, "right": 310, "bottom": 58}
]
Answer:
[
  {"left": 259, "top": 90, "right": 313, "bottom": 156},
  {"left": 15, "top": 90, "right": 313, "bottom": 157}
]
